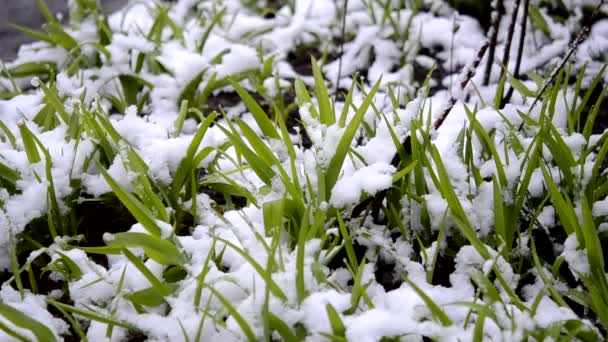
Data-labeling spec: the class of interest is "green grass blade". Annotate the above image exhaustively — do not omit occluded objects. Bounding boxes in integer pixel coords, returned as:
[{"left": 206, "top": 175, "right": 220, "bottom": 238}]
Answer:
[
  {"left": 0, "top": 161, "right": 20, "bottom": 185},
  {"left": 295, "top": 207, "right": 309, "bottom": 303},
  {"left": 97, "top": 163, "right": 162, "bottom": 236},
  {"left": 338, "top": 81, "right": 356, "bottom": 127},
  {"left": 402, "top": 276, "right": 452, "bottom": 326},
  {"left": 198, "top": 7, "right": 226, "bottom": 53},
  {"left": 9, "top": 24, "right": 53, "bottom": 44},
  {"left": 326, "top": 78, "right": 382, "bottom": 196},
  {"left": 214, "top": 237, "right": 287, "bottom": 301},
  {"left": 529, "top": 4, "right": 550, "bottom": 35},
  {"left": 124, "top": 286, "right": 168, "bottom": 307},
  {"left": 171, "top": 112, "right": 217, "bottom": 201},
  {"left": 429, "top": 145, "right": 490, "bottom": 259},
  {"left": 36, "top": 0, "right": 59, "bottom": 24},
  {"left": 492, "top": 176, "right": 510, "bottom": 256},
  {"left": 325, "top": 303, "right": 346, "bottom": 338},
  {"left": 217, "top": 124, "right": 275, "bottom": 186},
  {"left": 121, "top": 248, "right": 172, "bottom": 297},
  {"left": 311, "top": 56, "right": 334, "bottom": 125},
  {"left": 464, "top": 106, "right": 507, "bottom": 186},
  {"left": 47, "top": 300, "right": 134, "bottom": 329},
  {"left": 392, "top": 160, "right": 417, "bottom": 183},
  {"left": 172, "top": 100, "right": 189, "bottom": 138},
  {"left": 207, "top": 286, "right": 256, "bottom": 341},
  {"left": 39, "top": 82, "right": 70, "bottom": 124},
  {"left": 18, "top": 123, "right": 41, "bottom": 164},
  {"left": 231, "top": 80, "right": 279, "bottom": 139},
  {"left": 336, "top": 214, "right": 358, "bottom": 271},
  {"left": 294, "top": 78, "right": 319, "bottom": 119},
  {"left": 540, "top": 163, "right": 578, "bottom": 238},
  {"left": 108, "top": 232, "right": 186, "bottom": 266},
  {"left": 0, "top": 301, "right": 57, "bottom": 341},
  {"left": 268, "top": 313, "right": 297, "bottom": 342},
  {"left": 582, "top": 85, "right": 607, "bottom": 140}
]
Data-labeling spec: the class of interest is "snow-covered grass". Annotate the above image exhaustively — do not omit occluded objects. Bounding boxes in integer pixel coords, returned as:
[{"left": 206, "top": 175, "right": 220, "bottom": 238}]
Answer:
[{"left": 0, "top": 0, "right": 607, "bottom": 341}]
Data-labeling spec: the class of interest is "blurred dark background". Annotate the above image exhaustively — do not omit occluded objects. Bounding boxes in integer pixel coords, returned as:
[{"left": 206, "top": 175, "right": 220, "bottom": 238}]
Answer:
[{"left": 0, "top": 0, "right": 127, "bottom": 60}]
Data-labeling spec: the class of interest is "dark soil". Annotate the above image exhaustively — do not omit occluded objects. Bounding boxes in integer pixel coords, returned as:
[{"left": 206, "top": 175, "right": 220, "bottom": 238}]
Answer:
[
  {"left": 414, "top": 47, "right": 448, "bottom": 96},
  {"left": 204, "top": 91, "right": 242, "bottom": 115}
]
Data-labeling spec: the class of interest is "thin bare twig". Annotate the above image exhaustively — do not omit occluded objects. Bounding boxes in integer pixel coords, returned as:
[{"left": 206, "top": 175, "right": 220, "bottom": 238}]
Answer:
[{"left": 433, "top": 40, "right": 490, "bottom": 130}]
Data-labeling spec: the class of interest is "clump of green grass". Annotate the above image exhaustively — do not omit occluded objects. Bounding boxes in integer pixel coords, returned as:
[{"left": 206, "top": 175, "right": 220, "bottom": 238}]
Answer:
[{"left": 0, "top": 0, "right": 607, "bottom": 341}]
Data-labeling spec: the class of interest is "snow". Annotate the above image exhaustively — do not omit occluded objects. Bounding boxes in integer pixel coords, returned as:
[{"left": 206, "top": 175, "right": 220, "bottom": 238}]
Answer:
[
  {"left": 562, "top": 234, "right": 590, "bottom": 278},
  {"left": 0, "top": 0, "right": 605, "bottom": 340},
  {"left": 330, "top": 162, "right": 395, "bottom": 208},
  {"left": 0, "top": 285, "right": 69, "bottom": 340}
]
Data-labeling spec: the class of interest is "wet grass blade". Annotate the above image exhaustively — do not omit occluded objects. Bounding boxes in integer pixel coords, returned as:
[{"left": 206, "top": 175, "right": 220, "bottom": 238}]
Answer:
[
  {"left": 9, "top": 24, "right": 53, "bottom": 44},
  {"left": 198, "top": 7, "right": 226, "bottom": 53},
  {"left": 0, "top": 61, "right": 56, "bottom": 79},
  {"left": 492, "top": 176, "right": 511, "bottom": 256},
  {"left": 294, "top": 78, "right": 319, "bottom": 120},
  {"left": 580, "top": 195, "right": 608, "bottom": 327}
]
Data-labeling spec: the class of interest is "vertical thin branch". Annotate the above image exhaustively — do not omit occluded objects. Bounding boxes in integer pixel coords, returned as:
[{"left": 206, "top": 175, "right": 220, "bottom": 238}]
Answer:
[
  {"left": 483, "top": 0, "right": 504, "bottom": 86},
  {"left": 502, "top": 0, "right": 530, "bottom": 105},
  {"left": 334, "top": 0, "right": 349, "bottom": 101},
  {"left": 500, "top": 0, "right": 522, "bottom": 75}
]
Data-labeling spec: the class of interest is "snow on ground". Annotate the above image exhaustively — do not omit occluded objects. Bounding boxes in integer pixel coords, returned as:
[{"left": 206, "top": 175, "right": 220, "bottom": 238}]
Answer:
[{"left": 0, "top": 0, "right": 607, "bottom": 340}]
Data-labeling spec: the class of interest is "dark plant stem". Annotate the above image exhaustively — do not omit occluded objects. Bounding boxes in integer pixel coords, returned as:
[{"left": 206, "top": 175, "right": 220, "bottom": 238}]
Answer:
[
  {"left": 502, "top": 0, "right": 529, "bottom": 105},
  {"left": 334, "top": 0, "right": 349, "bottom": 101},
  {"left": 483, "top": 0, "right": 505, "bottom": 86},
  {"left": 511, "top": 0, "right": 530, "bottom": 83}
]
